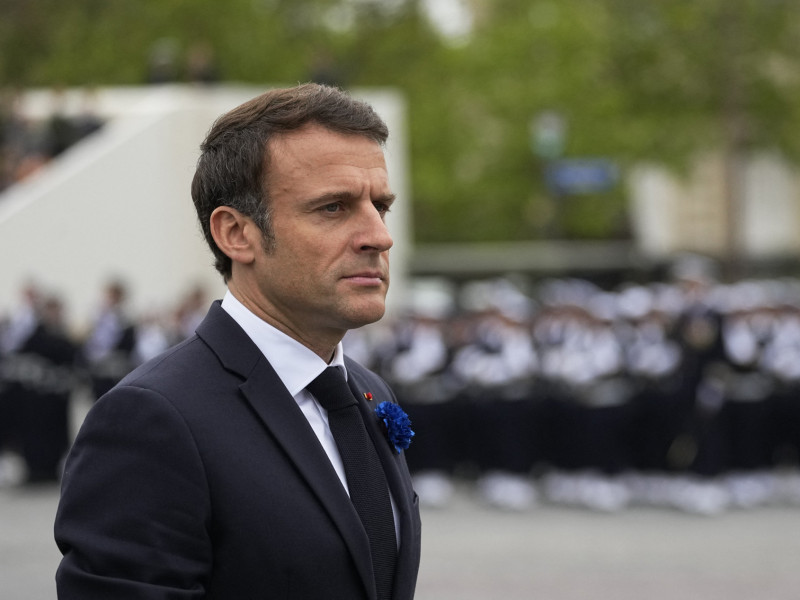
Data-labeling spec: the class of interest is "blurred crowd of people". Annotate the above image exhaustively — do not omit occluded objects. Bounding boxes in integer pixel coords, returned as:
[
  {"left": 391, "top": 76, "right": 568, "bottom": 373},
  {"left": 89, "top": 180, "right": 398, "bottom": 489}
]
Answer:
[
  {"left": 4, "top": 265, "right": 800, "bottom": 516},
  {"left": 0, "top": 42, "right": 220, "bottom": 197},
  {"left": 0, "top": 281, "right": 207, "bottom": 485},
  {"left": 0, "top": 86, "right": 105, "bottom": 193},
  {"left": 348, "top": 264, "right": 800, "bottom": 515}
]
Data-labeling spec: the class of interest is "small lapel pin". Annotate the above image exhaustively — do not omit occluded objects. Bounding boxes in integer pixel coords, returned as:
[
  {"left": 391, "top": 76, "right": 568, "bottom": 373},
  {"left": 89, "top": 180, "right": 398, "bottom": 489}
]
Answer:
[{"left": 363, "top": 392, "right": 373, "bottom": 401}]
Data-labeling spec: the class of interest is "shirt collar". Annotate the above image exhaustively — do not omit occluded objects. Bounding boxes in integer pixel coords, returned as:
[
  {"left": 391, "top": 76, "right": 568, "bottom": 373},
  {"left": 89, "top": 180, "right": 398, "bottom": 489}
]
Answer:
[{"left": 220, "top": 290, "right": 347, "bottom": 397}]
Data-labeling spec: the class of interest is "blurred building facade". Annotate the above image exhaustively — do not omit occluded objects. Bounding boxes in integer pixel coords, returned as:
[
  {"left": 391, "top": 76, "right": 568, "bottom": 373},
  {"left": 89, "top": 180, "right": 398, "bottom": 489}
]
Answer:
[{"left": 629, "top": 152, "right": 800, "bottom": 262}]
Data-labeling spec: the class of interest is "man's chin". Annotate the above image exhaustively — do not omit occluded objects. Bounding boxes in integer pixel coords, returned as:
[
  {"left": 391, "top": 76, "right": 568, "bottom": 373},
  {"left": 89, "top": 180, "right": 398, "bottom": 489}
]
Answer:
[{"left": 345, "top": 299, "right": 387, "bottom": 329}]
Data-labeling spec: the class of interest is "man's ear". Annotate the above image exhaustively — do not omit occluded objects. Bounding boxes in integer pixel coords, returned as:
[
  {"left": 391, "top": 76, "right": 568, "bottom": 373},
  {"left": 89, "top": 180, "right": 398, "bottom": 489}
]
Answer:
[{"left": 209, "top": 206, "right": 258, "bottom": 266}]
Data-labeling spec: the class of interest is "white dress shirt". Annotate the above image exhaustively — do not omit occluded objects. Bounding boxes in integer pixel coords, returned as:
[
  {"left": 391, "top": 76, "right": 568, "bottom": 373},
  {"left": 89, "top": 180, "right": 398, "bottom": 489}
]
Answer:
[
  {"left": 220, "top": 291, "right": 400, "bottom": 539},
  {"left": 221, "top": 291, "right": 349, "bottom": 489}
]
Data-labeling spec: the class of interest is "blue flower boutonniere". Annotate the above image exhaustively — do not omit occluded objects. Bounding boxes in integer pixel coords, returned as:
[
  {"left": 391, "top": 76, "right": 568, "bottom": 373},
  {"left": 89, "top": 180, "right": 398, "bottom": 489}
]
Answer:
[{"left": 374, "top": 401, "right": 414, "bottom": 454}]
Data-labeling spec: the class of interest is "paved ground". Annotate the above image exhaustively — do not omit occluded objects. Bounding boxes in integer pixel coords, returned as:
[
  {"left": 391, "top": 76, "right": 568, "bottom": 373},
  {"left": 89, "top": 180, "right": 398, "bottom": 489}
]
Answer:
[{"left": 4, "top": 480, "right": 800, "bottom": 600}]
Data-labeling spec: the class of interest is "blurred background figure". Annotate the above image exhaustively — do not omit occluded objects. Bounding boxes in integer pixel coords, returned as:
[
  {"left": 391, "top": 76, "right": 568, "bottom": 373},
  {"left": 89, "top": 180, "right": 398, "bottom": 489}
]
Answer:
[
  {"left": 15, "top": 295, "right": 78, "bottom": 483},
  {"left": 0, "top": 287, "right": 78, "bottom": 484},
  {"left": 537, "top": 286, "right": 637, "bottom": 512},
  {"left": 81, "top": 280, "right": 137, "bottom": 402},
  {"left": 0, "top": 88, "right": 35, "bottom": 191},
  {"left": 40, "top": 86, "right": 77, "bottom": 159},
  {"left": 186, "top": 41, "right": 220, "bottom": 85},
  {"left": 171, "top": 284, "right": 209, "bottom": 343},
  {"left": 0, "top": 282, "right": 41, "bottom": 356},
  {"left": 71, "top": 87, "right": 104, "bottom": 141},
  {"left": 131, "top": 311, "right": 170, "bottom": 365},
  {"left": 0, "top": 283, "right": 43, "bottom": 484},
  {"left": 146, "top": 38, "right": 180, "bottom": 85},
  {"left": 450, "top": 279, "right": 540, "bottom": 511},
  {"left": 309, "top": 48, "right": 348, "bottom": 89}
]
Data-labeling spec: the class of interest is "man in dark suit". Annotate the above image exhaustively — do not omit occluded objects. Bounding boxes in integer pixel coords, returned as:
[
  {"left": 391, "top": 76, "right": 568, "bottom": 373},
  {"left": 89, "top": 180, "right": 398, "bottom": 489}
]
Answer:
[{"left": 55, "top": 83, "right": 421, "bottom": 599}]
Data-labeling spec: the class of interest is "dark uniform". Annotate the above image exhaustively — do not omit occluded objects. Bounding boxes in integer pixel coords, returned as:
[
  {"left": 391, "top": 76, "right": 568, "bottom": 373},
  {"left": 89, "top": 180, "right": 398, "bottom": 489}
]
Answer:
[
  {"left": 1, "top": 297, "right": 78, "bottom": 482},
  {"left": 82, "top": 285, "right": 138, "bottom": 401}
]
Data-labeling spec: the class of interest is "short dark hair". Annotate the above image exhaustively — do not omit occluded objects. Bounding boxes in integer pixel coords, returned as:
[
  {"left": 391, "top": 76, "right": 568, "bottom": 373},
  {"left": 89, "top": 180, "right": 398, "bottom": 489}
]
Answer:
[{"left": 191, "top": 83, "right": 389, "bottom": 280}]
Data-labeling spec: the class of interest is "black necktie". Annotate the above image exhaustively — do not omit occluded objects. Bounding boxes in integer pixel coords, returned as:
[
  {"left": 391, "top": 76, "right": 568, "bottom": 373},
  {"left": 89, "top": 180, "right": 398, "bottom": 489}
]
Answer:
[{"left": 307, "top": 367, "right": 397, "bottom": 600}]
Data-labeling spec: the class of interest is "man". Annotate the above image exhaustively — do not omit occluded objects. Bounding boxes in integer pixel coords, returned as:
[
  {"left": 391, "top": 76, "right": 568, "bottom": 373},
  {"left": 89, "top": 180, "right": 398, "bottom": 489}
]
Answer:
[
  {"left": 55, "top": 83, "right": 421, "bottom": 599},
  {"left": 13, "top": 295, "right": 79, "bottom": 483},
  {"left": 82, "top": 280, "right": 138, "bottom": 401}
]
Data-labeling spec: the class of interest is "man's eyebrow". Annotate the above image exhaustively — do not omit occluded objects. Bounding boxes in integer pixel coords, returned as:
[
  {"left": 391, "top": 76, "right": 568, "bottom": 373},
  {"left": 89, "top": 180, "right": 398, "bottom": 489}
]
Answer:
[{"left": 309, "top": 191, "right": 396, "bottom": 204}]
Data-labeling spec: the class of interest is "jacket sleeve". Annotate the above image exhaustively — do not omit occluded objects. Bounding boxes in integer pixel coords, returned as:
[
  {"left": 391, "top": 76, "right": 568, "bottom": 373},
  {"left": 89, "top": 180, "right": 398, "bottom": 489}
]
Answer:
[{"left": 54, "top": 385, "right": 212, "bottom": 599}]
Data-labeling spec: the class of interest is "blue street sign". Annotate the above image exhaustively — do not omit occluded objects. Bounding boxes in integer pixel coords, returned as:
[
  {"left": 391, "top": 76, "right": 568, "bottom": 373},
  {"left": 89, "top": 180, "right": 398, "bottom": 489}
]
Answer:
[{"left": 545, "top": 158, "right": 619, "bottom": 195}]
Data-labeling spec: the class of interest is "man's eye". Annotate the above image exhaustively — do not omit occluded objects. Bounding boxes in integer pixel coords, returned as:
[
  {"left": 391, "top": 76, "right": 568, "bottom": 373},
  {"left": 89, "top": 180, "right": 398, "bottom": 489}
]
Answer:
[
  {"left": 323, "top": 203, "right": 342, "bottom": 213},
  {"left": 374, "top": 202, "right": 391, "bottom": 215}
]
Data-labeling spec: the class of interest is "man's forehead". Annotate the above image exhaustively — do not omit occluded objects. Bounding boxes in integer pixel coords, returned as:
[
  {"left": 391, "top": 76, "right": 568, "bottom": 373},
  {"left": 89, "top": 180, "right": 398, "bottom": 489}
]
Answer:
[
  {"left": 267, "top": 125, "right": 387, "bottom": 174},
  {"left": 269, "top": 122, "right": 383, "bottom": 152}
]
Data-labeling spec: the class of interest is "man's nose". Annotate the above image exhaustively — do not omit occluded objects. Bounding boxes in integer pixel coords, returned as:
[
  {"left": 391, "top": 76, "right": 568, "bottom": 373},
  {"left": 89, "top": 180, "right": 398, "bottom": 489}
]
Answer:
[{"left": 356, "top": 204, "right": 393, "bottom": 253}]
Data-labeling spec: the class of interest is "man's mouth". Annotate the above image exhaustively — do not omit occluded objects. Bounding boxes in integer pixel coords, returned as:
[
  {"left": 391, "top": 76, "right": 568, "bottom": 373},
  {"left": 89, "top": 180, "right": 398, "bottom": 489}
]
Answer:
[{"left": 343, "top": 271, "right": 386, "bottom": 285}]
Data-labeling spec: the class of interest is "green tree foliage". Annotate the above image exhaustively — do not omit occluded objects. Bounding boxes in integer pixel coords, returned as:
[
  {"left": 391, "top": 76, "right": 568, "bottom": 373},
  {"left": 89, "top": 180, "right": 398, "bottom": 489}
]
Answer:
[{"left": 3, "top": 0, "right": 800, "bottom": 243}]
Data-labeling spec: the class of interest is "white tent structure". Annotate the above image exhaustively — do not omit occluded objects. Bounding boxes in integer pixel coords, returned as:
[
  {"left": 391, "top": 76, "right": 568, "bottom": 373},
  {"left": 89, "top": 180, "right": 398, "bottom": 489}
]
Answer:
[{"left": 0, "top": 85, "right": 411, "bottom": 332}]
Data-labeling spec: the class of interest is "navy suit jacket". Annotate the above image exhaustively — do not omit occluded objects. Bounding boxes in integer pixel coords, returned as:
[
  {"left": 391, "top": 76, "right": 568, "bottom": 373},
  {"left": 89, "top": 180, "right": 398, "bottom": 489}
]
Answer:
[{"left": 55, "top": 302, "right": 421, "bottom": 599}]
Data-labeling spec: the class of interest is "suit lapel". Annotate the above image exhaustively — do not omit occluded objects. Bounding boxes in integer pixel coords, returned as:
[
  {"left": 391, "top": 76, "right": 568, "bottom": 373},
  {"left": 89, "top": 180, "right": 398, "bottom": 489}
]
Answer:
[
  {"left": 197, "top": 303, "right": 376, "bottom": 598},
  {"left": 346, "top": 364, "right": 421, "bottom": 600}
]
